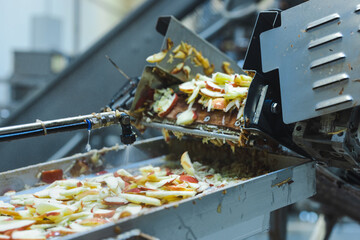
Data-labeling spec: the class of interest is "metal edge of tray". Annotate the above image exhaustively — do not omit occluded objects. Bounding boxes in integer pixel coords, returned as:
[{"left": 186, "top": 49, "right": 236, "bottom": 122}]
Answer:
[{"left": 61, "top": 161, "right": 316, "bottom": 240}]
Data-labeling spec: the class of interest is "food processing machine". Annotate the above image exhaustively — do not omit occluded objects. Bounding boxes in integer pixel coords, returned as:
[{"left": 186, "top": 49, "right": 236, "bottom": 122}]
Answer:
[{"left": 1, "top": 0, "right": 360, "bottom": 239}]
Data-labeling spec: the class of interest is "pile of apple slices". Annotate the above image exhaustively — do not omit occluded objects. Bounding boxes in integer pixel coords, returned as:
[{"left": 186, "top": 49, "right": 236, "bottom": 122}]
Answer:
[
  {"left": 0, "top": 152, "right": 238, "bottom": 239},
  {"left": 179, "top": 72, "right": 252, "bottom": 121}
]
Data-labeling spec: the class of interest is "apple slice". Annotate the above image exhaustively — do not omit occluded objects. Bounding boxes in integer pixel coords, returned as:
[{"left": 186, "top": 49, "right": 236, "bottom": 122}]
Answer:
[
  {"left": 224, "top": 85, "right": 248, "bottom": 100},
  {"left": 200, "top": 88, "right": 224, "bottom": 98},
  {"left": 205, "top": 81, "right": 225, "bottom": 93},
  {"left": 179, "top": 81, "right": 196, "bottom": 93},
  {"left": 0, "top": 234, "right": 10, "bottom": 240},
  {"left": 211, "top": 98, "right": 227, "bottom": 110},
  {"left": 158, "top": 93, "right": 178, "bottom": 118},
  {"left": 103, "top": 196, "right": 128, "bottom": 206},
  {"left": 74, "top": 190, "right": 99, "bottom": 200},
  {"left": 120, "top": 194, "right": 161, "bottom": 206},
  {"left": 176, "top": 110, "right": 197, "bottom": 126},
  {"left": 212, "top": 72, "right": 233, "bottom": 85},
  {"left": 180, "top": 152, "right": 195, "bottom": 176},
  {"left": 40, "top": 169, "right": 63, "bottom": 184},
  {"left": 146, "top": 190, "right": 196, "bottom": 198},
  {"left": 78, "top": 218, "right": 108, "bottom": 226},
  {"left": 179, "top": 175, "right": 198, "bottom": 183},
  {"left": 0, "top": 201, "right": 15, "bottom": 211},
  {"left": 92, "top": 209, "right": 115, "bottom": 218},
  {"left": 0, "top": 220, "right": 35, "bottom": 233},
  {"left": 234, "top": 74, "right": 252, "bottom": 87},
  {"left": 119, "top": 204, "right": 142, "bottom": 219},
  {"left": 12, "top": 229, "right": 46, "bottom": 240},
  {"left": 146, "top": 50, "right": 167, "bottom": 63}
]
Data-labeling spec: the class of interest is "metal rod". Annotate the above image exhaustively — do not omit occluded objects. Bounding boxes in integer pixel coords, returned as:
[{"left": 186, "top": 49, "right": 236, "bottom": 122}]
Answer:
[{"left": 0, "top": 111, "right": 121, "bottom": 142}]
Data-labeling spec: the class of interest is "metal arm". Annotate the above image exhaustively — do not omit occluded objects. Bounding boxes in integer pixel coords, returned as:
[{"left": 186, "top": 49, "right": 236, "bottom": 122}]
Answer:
[{"left": 0, "top": 111, "right": 136, "bottom": 145}]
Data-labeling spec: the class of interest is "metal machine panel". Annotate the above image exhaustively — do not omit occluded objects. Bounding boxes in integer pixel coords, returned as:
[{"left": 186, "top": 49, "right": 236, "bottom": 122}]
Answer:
[
  {"left": 260, "top": 0, "right": 360, "bottom": 124},
  {"left": 156, "top": 16, "right": 244, "bottom": 82}
]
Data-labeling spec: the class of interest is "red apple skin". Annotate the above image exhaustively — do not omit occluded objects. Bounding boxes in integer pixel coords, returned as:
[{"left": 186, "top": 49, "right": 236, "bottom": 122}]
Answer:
[
  {"left": 211, "top": 98, "right": 227, "bottom": 110},
  {"left": 40, "top": 169, "right": 63, "bottom": 184},
  {"left": 180, "top": 175, "right": 199, "bottom": 183},
  {"left": 205, "top": 81, "right": 225, "bottom": 93},
  {"left": 158, "top": 94, "right": 178, "bottom": 118},
  {"left": 93, "top": 210, "right": 115, "bottom": 219}
]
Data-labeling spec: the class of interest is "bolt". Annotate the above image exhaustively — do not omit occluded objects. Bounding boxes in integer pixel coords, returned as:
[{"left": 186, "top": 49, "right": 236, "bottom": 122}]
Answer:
[{"left": 271, "top": 102, "right": 280, "bottom": 114}]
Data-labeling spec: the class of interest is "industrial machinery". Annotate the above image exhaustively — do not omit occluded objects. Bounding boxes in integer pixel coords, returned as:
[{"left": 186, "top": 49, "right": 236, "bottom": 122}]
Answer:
[{"left": 0, "top": 0, "right": 359, "bottom": 239}]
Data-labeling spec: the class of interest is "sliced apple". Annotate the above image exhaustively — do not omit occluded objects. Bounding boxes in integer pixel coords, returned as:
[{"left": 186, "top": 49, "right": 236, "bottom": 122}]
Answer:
[
  {"left": 205, "top": 81, "right": 225, "bottom": 93},
  {"left": 78, "top": 218, "right": 108, "bottom": 226},
  {"left": 0, "top": 220, "right": 35, "bottom": 233},
  {"left": 180, "top": 151, "right": 195, "bottom": 176},
  {"left": 48, "top": 179, "right": 81, "bottom": 189},
  {"left": 0, "top": 234, "right": 10, "bottom": 240},
  {"left": 146, "top": 190, "right": 196, "bottom": 198},
  {"left": 211, "top": 98, "right": 227, "bottom": 110},
  {"left": 119, "top": 204, "right": 142, "bottom": 219},
  {"left": 11, "top": 229, "right": 46, "bottom": 240},
  {"left": 176, "top": 110, "right": 197, "bottom": 126},
  {"left": 103, "top": 196, "right": 128, "bottom": 206},
  {"left": 179, "top": 175, "right": 198, "bottom": 183},
  {"left": 212, "top": 72, "right": 233, "bottom": 85},
  {"left": 179, "top": 81, "right": 196, "bottom": 94},
  {"left": 146, "top": 50, "right": 167, "bottom": 63},
  {"left": 114, "top": 169, "right": 133, "bottom": 178},
  {"left": 74, "top": 190, "right": 99, "bottom": 200},
  {"left": 120, "top": 194, "right": 161, "bottom": 206},
  {"left": 144, "top": 176, "right": 177, "bottom": 189},
  {"left": 92, "top": 209, "right": 115, "bottom": 219},
  {"left": 0, "top": 209, "right": 20, "bottom": 217},
  {"left": 200, "top": 88, "right": 224, "bottom": 98},
  {"left": 224, "top": 85, "right": 248, "bottom": 100},
  {"left": 158, "top": 93, "right": 178, "bottom": 118},
  {"left": 40, "top": 169, "right": 63, "bottom": 184},
  {"left": 171, "top": 62, "right": 184, "bottom": 74},
  {"left": 0, "top": 201, "right": 15, "bottom": 211},
  {"left": 234, "top": 74, "right": 252, "bottom": 87}
]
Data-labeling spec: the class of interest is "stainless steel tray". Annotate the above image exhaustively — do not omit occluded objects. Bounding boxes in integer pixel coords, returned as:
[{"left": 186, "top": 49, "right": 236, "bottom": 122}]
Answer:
[{"left": 0, "top": 137, "right": 316, "bottom": 240}]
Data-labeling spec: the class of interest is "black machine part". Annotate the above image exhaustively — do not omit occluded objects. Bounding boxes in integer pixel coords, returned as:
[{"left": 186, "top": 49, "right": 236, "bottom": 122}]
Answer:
[{"left": 243, "top": 8, "right": 360, "bottom": 170}]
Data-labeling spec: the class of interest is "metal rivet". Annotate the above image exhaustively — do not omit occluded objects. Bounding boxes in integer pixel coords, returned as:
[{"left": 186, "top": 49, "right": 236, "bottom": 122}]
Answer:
[{"left": 204, "top": 116, "right": 210, "bottom": 122}]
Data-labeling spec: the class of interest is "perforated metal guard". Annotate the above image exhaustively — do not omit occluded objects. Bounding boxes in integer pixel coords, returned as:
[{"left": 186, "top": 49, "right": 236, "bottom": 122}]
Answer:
[{"left": 260, "top": 0, "right": 360, "bottom": 124}]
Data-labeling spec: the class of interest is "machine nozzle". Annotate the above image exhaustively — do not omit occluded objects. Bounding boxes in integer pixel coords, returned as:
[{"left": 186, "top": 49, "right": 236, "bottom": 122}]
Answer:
[{"left": 119, "top": 113, "right": 136, "bottom": 145}]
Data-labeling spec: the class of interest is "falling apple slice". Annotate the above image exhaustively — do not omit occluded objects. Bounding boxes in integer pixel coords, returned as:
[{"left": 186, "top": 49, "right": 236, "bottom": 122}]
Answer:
[
  {"left": 205, "top": 81, "right": 225, "bottom": 93},
  {"left": 146, "top": 50, "right": 167, "bottom": 63},
  {"left": 180, "top": 152, "right": 195, "bottom": 176},
  {"left": 0, "top": 220, "right": 35, "bottom": 233},
  {"left": 200, "top": 88, "right": 225, "bottom": 98}
]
